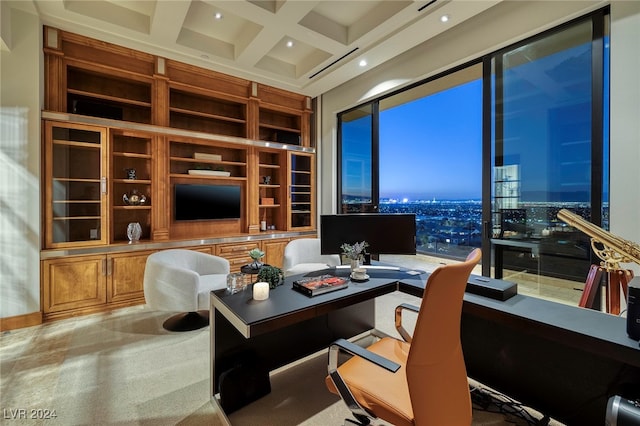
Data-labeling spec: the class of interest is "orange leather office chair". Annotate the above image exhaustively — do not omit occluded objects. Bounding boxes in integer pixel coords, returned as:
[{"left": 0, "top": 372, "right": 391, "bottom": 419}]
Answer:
[{"left": 326, "top": 248, "right": 482, "bottom": 426}]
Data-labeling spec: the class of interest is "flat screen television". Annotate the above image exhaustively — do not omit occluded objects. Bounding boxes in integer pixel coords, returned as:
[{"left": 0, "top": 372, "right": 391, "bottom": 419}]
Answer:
[
  {"left": 174, "top": 184, "right": 241, "bottom": 221},
  {"left": 320, "top": 213, "right": 416, "bottom": 256}
]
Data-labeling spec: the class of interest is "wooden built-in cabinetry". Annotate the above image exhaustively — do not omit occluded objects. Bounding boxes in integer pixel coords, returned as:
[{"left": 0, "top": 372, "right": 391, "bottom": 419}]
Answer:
[
  {"left": 40, "top": 26, "right": 316, "bottom": 322},
  {"left": 42, "top": 250, "right": 152, "bottom": 319}
]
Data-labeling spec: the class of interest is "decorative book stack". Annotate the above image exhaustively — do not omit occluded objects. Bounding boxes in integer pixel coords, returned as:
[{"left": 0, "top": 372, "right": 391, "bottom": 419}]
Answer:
[
  {"left": 292, "top": 275, "right": 348, "bottom": 297},
  {"left": 193, "top": 152, "right": 222, "bottom": 161}
]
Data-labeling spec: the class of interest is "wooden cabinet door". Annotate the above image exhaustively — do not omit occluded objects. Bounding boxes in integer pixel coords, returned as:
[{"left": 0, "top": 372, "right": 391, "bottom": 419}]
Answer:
[
  {"left": 107, "top": 251, "right": 153, "bottom": 303},
  {"left": 216, "top": 241, "right": 261, "bottom": 272},
  {"left": 44, "top": 122, "right": 108, "bottom": 248},
  {"left": 42, "top": 255, "right": 107, "bottom": 313},
  {"left": 262, "top": 239, "right": 288, "bottom": 269},
  {"left": 287, "top": 152, "right": 315, "bottom": 231}
]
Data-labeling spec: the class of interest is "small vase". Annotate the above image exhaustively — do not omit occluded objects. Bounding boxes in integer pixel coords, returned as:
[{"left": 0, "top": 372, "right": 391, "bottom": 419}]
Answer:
[
  {"left": 350, "top": 258, "right": 361, "bottom": 272},
  {"left": 126, "top": 222, "right": 142, "bottom": 243}
]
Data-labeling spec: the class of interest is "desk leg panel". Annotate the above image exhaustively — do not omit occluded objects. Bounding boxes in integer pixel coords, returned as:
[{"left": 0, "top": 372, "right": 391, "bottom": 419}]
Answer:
[
  {"left": 461, "top": 312, "right": 640, "bottom": 426},
  {"left": 211, "top": 299, "right": 375, "bottom": 413}
]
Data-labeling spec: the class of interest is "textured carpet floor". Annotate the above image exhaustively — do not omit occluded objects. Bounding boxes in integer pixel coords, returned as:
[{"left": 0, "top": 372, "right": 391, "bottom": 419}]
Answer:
[{"left": 1, "top": 292, "right": 560, "bottom": 425}]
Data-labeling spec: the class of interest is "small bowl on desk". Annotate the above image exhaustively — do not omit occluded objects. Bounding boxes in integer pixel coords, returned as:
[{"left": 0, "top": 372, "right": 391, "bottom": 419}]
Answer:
[{"left": 350, "top": 267, "right": 369, "bottom": 282}]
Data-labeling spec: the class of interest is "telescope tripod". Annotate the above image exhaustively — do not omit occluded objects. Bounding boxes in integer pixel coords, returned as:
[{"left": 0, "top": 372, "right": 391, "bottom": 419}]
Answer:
[{"left": 580, "top": 265, "right": 634, "bottom": 315}]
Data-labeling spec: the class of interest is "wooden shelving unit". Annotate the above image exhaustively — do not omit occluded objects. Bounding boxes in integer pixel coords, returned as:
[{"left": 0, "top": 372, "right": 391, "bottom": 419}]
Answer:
[
  {"left": 259, "top": 107, "right": 302, "bottom": 145},
  {"left": 40, "top": 26, "right": 316, "bottom": 321},
  {"left": 168, "top": 139, "right": 248, "bottom": 181},
  {"left": 66, "top": 66, "right": 152, "bottom": 124},
  {"left": 288, "top": 152, "right": 315, "bottom": 230},
  {"left": 169, "top": 86, "right": 247, "bottom": 137},
  {"left": 110, "top": 131, "right": 153, "bottom": 244},
  {"left": 258, "top": 150, "right": 285, "bottom": 231}
]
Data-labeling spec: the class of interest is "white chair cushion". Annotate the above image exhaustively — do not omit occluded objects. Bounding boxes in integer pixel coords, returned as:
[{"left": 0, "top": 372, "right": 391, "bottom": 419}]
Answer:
[
  {"left": 143, "top": 249, "right": 230, "bottom": 313},
  {"left": 197, "top": 273, "right": 228, "bottom": 310},
  {"left": 283, "top": 238, "right": 341, "bottom": 277}
]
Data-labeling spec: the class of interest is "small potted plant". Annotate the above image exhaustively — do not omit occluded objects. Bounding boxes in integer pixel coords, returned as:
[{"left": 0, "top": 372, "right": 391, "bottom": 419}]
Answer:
[
  {"left": 341, "top": 241, "right": 369, "bottom": 271},
  {"left": 248, "top": 248, "right": 265, "bottom": 269},
  {"left": 257, "top": 265, "right": 284, "bottom": 289}
]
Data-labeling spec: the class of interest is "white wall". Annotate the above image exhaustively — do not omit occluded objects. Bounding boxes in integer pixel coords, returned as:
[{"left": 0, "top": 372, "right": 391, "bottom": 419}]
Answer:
[
  {"left": 319, "top": 1, "right": 639, "bottom": 275},
  {"left": 0, "top": 7, "right": 42, "bottom": 318},
  {"left": 610, "top": 1, "right": 640, "bottom": 276}
]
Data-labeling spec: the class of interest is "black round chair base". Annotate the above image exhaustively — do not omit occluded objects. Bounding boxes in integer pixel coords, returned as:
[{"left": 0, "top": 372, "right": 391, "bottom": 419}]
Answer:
[{"left": 162, "top": 310, "right": 209, "bottom": 331}]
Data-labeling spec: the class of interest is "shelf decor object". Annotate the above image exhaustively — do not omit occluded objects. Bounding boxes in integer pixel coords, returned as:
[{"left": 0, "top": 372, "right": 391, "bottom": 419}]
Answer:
[
  {"left": 126, "top": 222, "right": 142, "bottom": 243},
  {"left": 187, "top": 169, "right": 231, "bottom": 177},
  {"left": 193, "top": 152, "right": 222, "bottom": 161},
  {"left": 122, "top": 189, "right": 147, "bottom": 205}
]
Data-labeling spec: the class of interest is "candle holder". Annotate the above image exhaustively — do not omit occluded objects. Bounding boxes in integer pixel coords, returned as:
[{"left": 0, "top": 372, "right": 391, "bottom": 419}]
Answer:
[
  {"left": 226, "top": 272, "right": 249, "bottom": 294},
  {"left": 253, "top": 282, "right": 269, "bottom": 300}
]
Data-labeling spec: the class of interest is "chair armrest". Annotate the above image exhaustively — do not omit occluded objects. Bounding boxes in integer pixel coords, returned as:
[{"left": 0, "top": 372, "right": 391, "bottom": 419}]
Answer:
[
  {"left": 328, "top": 338, "right": 400, "bottom": 374},
  {"left": 327, "top": 338, "right": 400, "bottom": 421},
  {"left": 395, "top": 303, "right": 419, "bottom": 343}
]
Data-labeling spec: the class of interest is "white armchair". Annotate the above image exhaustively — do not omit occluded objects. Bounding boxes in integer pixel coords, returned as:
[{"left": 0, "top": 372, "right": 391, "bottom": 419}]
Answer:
[
  {"left": 282, "top": 238, "right": 341, "bottom": 277},
  {"left": 143, "top": 249, "right": 230, "bottom": 331}
]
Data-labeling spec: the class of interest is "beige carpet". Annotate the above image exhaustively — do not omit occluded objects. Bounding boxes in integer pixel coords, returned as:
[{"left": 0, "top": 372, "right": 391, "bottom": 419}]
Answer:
[{"left": 1, "top": 292, "right": 561, "bottom": 425}]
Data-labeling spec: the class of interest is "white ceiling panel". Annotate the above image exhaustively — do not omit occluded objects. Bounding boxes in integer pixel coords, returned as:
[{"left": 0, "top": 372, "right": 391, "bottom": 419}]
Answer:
[{"left": 30, "top": 0, "right": 505, "bottom": 97}]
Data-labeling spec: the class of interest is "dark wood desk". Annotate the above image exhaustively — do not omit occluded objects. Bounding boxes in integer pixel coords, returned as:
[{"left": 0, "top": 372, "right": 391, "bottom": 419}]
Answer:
[
  {"left": 401, "top": 273, "right": 640, "bottom": 425},
  {"left": 209, "top": 267, "right": 410, "bottom": 413},
  {"left": 210, "top": 267, "right": 640, "bottom": 424}
]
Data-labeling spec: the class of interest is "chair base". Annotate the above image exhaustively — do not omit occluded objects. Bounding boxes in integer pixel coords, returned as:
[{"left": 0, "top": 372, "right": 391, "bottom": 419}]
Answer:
[{"left": 163, "top": 310, "right": 209, "bottom": 331}]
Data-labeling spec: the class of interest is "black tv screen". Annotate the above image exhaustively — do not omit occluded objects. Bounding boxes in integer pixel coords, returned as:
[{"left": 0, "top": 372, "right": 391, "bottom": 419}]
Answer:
[
  {"left": 174, "top": 184, "right": 241, "bottom": 221},
  {"left": 320, "top": 214, "right": 416, "bottom": 255}
]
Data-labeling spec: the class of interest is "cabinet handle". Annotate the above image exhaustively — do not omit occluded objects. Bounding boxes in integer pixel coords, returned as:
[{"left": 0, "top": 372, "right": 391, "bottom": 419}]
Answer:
[
  {"left": 102, "top": 259, "right": 107, "bottom": 276},
  {"left": 101, "top": 177, "right": 107, "bottom": 194},
  {"left": 107, "top": 258, "right": 113, "bottom": 276}
]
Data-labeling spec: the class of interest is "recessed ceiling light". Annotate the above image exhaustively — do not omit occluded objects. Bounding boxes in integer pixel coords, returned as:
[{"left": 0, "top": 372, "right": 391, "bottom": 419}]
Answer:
[
  {"left": 440, "top": 14, "right": 449, "bottom": 23},
  {"left": 359, "top": 59, "right": 367, "bottom": 67},
  {"left": 214, "top": 12, "right": 223, "bottom": 20},
  {"left": 286, "top": 40, "right": 294, "bottom": 48}
]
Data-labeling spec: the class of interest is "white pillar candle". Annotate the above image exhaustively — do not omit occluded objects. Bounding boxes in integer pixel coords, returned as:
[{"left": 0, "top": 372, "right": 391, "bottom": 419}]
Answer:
[{"left": 253, "top": 282, "right": 269, "bottom": 300}]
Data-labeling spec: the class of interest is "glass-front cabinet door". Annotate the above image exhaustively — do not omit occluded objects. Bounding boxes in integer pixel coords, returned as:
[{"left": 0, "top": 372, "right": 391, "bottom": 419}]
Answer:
[
  {"left": 288, "top": 152, "right": 314, "bottom": 230},
  {"left": 44, "top": 122, "right": 107, "bottom": 247}
]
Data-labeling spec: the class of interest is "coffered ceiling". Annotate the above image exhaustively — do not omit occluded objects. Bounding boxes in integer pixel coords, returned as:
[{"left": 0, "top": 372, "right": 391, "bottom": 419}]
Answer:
[{"left": 25, "top": 0, "right": 503, "bottom": 97}]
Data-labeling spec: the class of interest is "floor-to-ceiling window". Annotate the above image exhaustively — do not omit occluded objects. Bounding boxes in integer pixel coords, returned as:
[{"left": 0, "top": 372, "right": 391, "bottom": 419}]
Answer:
[
  {"left": 339, "top": 104, "right": 376, "bottom": 213},
  {"left": 490, "top": 12, "right": 609, "bottom": 291},
  {"left": 337, "top": 8, "right": 609, "bottom": 304},
  {"left": 377, "top": 64, "right": 482, "bottom": 259}
]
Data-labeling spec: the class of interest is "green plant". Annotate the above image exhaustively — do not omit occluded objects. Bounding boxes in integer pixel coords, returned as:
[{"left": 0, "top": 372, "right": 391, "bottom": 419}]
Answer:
[
  {"left": 248, "top": 248, "right": 265, "bottom": 268},
  {"left": 248, "top": 248, "right": 265, "bottom": 261},
  {"left": 257, "top": 265, "right": 283, "bottom": 289},
  {"left": 340, "top": 241, "right": 369, "bottom": 260}
]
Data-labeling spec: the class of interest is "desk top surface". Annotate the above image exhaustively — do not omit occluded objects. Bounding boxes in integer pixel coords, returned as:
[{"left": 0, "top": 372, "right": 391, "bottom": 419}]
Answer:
[
  {"left": 211, "top": 266, "right": 424, "bottom": 337},
  {"left": 211, "top": 264, "right": 640, "bottom": 363}
]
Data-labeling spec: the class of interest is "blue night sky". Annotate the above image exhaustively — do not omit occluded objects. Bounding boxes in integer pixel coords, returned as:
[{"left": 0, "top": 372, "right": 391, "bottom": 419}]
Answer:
[
  {"left": 379, "top": 80, "right": 482, "bottom": 201},
  {"left": 341, "top": 37, "right": 608, "bottom": 203}
]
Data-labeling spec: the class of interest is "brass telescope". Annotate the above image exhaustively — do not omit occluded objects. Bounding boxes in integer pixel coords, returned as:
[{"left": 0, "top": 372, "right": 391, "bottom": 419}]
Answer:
[{"left": 557, "top": 208, "right": 640, "bottom": 271}]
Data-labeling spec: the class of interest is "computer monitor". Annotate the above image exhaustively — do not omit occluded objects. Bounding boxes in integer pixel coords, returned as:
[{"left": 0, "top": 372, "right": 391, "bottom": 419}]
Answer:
[{"left": 320, "top": 213, "right": 416, "bottom": 256}]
